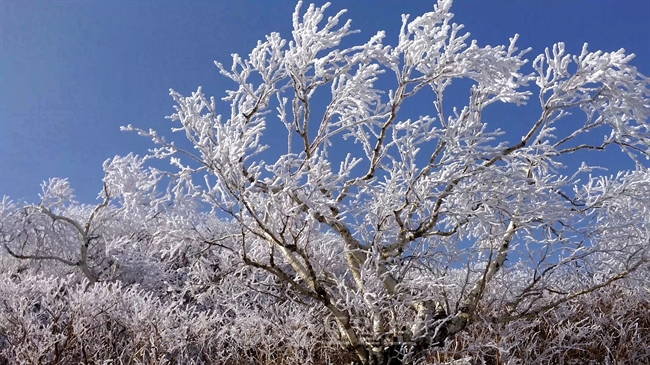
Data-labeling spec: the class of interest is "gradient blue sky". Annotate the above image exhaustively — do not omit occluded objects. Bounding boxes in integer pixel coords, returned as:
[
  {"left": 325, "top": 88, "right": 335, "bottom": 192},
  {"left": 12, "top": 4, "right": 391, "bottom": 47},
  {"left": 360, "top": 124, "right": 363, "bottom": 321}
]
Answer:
[{"left": 1, "top": 0, "right": 649, "bottom": 204}]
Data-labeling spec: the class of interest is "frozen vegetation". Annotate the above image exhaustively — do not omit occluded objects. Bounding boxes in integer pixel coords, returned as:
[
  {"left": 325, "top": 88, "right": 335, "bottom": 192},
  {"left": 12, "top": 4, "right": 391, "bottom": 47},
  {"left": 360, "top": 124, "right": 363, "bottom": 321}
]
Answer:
[{"left": 1, "top": 1, "right": 649, "bottom": 364}]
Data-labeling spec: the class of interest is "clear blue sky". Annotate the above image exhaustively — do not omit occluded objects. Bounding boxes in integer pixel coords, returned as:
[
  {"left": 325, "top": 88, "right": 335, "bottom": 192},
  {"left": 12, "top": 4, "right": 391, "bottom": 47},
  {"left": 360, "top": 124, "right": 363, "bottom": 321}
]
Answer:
[{"left": 1, "top": 0, "right": 649, "bottom": 204}]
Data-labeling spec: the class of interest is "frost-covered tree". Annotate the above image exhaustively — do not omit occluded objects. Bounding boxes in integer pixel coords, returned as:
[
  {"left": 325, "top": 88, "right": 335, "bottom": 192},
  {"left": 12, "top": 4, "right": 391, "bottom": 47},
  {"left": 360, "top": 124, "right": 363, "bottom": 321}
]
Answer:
[
  {"left": 122, "top": 1, "right": 649, "bottom": 363},
  {"left": 2, "top": 1, "right": 649, "bottom": 364}
]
